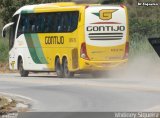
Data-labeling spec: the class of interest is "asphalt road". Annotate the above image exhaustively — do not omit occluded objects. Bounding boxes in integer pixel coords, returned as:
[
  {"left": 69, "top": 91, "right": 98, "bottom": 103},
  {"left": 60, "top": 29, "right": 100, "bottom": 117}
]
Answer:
[{"left": 0, "top": 73, "right": 160, "bottom": 112}]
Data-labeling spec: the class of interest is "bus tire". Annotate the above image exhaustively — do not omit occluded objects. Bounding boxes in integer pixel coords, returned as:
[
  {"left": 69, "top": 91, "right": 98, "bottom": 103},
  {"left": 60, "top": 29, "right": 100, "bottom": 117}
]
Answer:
[
  {"left": 18, "top": 59, "right": 29, "bottom": 77},
  {"left": 63, "top": 58, "right": 74, "bottom": 78},
  {"left": 55, "top": 58, "right": 63, "bottom": 78}
]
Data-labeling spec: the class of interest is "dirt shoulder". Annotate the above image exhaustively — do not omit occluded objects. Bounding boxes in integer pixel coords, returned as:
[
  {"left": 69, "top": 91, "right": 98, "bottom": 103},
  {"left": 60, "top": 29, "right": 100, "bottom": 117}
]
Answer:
[
  {"left": 0, "top": 63, "right": 17, "bottom": 73},
  {"left": 0, "top": 63, "right": 10, "bottom": 73}
]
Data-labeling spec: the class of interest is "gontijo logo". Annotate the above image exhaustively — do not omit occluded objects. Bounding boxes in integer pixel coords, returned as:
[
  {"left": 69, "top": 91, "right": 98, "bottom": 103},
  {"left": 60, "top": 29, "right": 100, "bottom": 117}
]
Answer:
[
  {"left": 92, "top": 9, "right": 118, "bottom": 20},
  {"left": 87, "top": 9, "right": 125, "bottom": 32}
]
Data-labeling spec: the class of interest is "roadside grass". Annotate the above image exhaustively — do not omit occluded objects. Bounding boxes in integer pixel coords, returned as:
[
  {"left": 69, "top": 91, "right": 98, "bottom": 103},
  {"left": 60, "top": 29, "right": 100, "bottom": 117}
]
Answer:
[
  {"left": 0, "top": 38, "right": 9, "bottom": 72},
  {"left": 129, "top": 33, "right": 160, "bottom": 61},
  {"left": 0, "top": 38, "right": 9, "bottom": 63},
  {"left": 129, "top": 34, "right": 159, "bottom": 60},
  {"left": 0, "top": 17, "right": 8, "bottom": 63}
]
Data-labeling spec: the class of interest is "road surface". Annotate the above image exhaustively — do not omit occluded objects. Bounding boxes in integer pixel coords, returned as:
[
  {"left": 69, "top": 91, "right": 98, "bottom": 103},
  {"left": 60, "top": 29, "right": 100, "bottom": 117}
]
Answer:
[{"left": 0, "top": 73, "right": 160, "bottom": 112}]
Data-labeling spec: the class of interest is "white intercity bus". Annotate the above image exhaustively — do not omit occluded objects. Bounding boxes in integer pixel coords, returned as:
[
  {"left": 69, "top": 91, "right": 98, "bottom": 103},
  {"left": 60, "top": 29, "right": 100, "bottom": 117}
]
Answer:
[{"left": 2, "top": 2, "right": 129, "bottom": 78}]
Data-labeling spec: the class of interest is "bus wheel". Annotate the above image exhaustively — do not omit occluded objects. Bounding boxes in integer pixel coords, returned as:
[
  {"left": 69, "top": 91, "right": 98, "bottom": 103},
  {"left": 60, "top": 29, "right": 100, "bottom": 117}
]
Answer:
[
  {"left": 63, "top": 58, "right": 74, "bottom": 78},
  {"left": 19, "top": 59, "right": 29, "bottom": 77},
  {"left": 55, "top": 58, "right": 63, "bottom": 78}
]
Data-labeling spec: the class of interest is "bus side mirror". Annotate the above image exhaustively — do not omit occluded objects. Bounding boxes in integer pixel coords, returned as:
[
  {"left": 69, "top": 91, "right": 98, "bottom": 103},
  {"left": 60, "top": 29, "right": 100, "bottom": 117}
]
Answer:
[
  {"left": 2, "top": 22, "right": 14, "bottom": 38},
  {"left": 2, "top": 29, "right": 6, "bottom": 38}
]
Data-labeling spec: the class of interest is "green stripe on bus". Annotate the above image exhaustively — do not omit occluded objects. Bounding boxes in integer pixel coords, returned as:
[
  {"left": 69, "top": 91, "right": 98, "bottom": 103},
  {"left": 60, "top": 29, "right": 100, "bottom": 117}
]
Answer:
[
  {"left": 92, "top": 13, "right": 99, "bottom": 17},
  {"left": 21, "top": 10, "right": 33, "bottom": 14},
  {"left": 25, "top": 34, "right": 42, "bottom": 64},
  {"left": 31, "top": 34, "right": 48, "bottom": 64}
]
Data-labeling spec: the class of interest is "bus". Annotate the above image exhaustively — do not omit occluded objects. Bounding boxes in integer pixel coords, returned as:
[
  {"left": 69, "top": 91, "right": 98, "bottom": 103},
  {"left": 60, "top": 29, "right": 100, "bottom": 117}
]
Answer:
[{"left": 2, "top": 2, "right": 129, "bottom": 78}]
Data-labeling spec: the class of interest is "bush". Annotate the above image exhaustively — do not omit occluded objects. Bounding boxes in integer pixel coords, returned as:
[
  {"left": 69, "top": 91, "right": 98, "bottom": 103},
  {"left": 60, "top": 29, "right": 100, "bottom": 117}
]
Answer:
[
  {"left": 128, "top": 1, "right": 160, "bottom": 60},
  {"left": 0, "top": 38, "right": 9, "bottom": 62}
]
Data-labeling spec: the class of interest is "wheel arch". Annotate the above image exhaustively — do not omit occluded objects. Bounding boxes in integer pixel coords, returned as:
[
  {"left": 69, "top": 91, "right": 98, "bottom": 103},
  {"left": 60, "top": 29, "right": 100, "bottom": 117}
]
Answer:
[
  {"left": 55, "top": 55, "right": 60, "bottom": 64},
  {"left": 17, "top": 55, "right": 23, "bottom": 70}
]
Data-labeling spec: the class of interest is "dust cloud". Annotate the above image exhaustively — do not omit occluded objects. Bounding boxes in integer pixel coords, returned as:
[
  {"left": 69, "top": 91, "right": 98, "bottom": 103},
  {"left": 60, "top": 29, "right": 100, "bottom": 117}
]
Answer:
[{"left": 107, "top": 55, "right": 160, "bottom": 80}]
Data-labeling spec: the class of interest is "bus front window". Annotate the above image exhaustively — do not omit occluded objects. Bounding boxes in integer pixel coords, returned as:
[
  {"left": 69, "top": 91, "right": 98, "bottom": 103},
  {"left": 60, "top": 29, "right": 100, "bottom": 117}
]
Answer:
[{"left": 9, "top": 15, "right": 19, "bottom": 50}]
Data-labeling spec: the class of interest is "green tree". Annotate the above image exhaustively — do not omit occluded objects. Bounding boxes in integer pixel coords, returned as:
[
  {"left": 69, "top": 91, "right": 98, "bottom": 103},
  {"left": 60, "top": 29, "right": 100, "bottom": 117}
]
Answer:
[
  {"left": 0, "top": 0, "right": 60, "bottom": 25},
  {"left": 0, "top": 0, "right": 28, "bottom": 25}
]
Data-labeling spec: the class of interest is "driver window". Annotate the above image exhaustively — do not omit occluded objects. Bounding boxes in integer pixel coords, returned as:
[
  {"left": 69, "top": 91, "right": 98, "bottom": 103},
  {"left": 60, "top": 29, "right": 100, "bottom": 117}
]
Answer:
[{"left": 9, "top": 15, "right": 19, "bottom": 50}]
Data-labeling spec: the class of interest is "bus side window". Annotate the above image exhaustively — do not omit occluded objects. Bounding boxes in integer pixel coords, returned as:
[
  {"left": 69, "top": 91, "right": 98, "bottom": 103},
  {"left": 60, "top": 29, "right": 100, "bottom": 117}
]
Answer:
[
  {"left": 51, "top": 14, "right": 57, "bottom": 32},
  {"left": 17, "top": 14, "right": 29, "bottom": 37},
  {"left": 57, "top": 13, "right": 62, "bottom": 32},
  {"left": 68, "top": 13, "right": 72, "bottom": 32},
  {"left": 54, "top": 13, "right": 59, "bottom": 32},
  {"left": 63, "top": 13, "right": 69, "bottom": 32},
  {"left": 57, "top": 13, "right": 70, "bottom": 32},
  {"left": 36, "top": 14, "right": 43, "bottom": 33},
  {"left": 45, "top": 14, "right": 52, "bottom": 32},
  {"left": 28, "top": 14, "right": 36, "bottom": 33},
  {"left": 17, "top": 15, "right": 24, "bottom": 37},
  {"left": 70, "top": 12, "right": 79, "bottom": 32},
  {"left": 16, "top": 11, "right": 79, "bottom": 34},
  {"left": 40, "top": 14, "right": 46, "bottom": 33},
  {"left": 60, "top": 13, "right": 65, "bottom": 32},
  {"left": 24, "top": 16, "right": 29, "bottom": 33}
]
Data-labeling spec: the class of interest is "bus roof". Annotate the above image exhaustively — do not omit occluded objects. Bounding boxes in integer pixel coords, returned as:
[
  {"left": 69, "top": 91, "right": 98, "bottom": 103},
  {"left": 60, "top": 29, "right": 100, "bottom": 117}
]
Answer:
[
  {"left": 13, "top": 2, "right": 92, "bottom": 16},
  {"left": 13, "top": 2, "right": 123, "bottom": 16}
]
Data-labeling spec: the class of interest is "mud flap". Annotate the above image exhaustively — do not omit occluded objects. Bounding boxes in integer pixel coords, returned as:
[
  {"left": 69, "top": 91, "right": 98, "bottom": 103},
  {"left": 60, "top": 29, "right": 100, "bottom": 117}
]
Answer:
[{"left": 148, "top": 38, "right": 160, "bottom": 57}]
